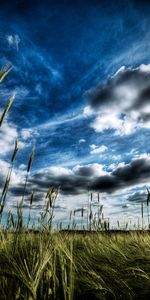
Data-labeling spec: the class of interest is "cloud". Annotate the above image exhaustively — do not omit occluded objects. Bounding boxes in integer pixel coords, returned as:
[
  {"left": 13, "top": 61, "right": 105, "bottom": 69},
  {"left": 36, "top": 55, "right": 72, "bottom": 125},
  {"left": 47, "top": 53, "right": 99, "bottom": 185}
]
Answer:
[
  {"left": 1, "top": 157, "right": 150, "bottom": 211},
  {"left": 0, "top": 160, "right": 10, "bottom": 187},
  {"left": 20, "top": 128, "right": 38, "bottom": 142},
  {"left": 127, "top": 191, "right": 146, "bottom": 203},
  {"left": 108, "top": 162, "right": 125, "bottom": 171},
  {"left": 21, "top": 128, "right": 33, "bottom": 140},
  {"left": 94, "top": 157, "right": 150, "bottom": 193},
  {"left": 14, "top": 163, "right": 107, "bottom": 197},
  {"left": 31, "top": 158, "right": 150, "bottom": 195},
  {"left": 2, "top": 157, "right": 148, "bottom": 198},
  {"left": 0, "top": 120, "right": 18, "bottom": 155},
  {"left": 73, "top": 163, "right": 107, "bottom": 177},
  {"left": 86, "top": 64, "right": 150, "bottom": 135},
  {"left": 0, "top": 117, "right": 32, "bottom": 157},
  {"left": 6, "top": 34, "right": 20, "bottom": 51},
  {"left": 44, "top": 166, "right": 73, "bottom": 177},
  {"left": 83, "top": 105, "right": 94, "bottom": 117},
  {"left": 90, "top": 144, "right": 107, "bottom": 154},
  {"left": 79, "top": 139, "right": 86, "bottom": 144},
  {"left": 0, "top": 158, "right": 26, "bottom": 190}
]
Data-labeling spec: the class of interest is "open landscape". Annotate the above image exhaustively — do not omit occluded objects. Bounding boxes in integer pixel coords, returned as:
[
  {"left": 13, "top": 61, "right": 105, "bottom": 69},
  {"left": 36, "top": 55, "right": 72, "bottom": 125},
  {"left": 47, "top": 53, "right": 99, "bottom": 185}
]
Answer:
[
  {"left": 1, "top": 1, "right": 150, "bottom": 299},
  {"left": 0, "top": 126, "right": 150, "bottom": 299}
]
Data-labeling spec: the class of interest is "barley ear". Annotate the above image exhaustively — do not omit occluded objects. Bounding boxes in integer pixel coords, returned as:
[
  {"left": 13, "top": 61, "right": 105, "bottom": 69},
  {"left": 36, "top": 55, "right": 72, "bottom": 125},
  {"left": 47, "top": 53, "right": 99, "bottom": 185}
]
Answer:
[
  {"left": 0, "top": 94, "right": 15, "bottom": 127},
  {"left": 147, "top": 188, "right": 150, "bottom": 206},
  {"left": 0, "top": 64, "right": 13, "bottom": 83},
  {"left": 11, "top": 139, "right": 19, "bottom": 163},
  {"left": 30, "top": 191, "right": 35, "bottom": 205},
  {"left": 27, "top": 147, "right": 35, "bottom": 173}
]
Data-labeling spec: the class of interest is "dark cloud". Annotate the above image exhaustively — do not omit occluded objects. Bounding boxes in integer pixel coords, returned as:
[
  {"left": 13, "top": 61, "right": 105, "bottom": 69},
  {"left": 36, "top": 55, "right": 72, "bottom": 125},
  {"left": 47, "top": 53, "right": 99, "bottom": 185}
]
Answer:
[
  {"left": 5, "top": 158, "right": 150, "bottom": 198},
  {"left": 112, "top": 158, "right": 150, "bottom": 182},
  {"left": 91, "top": 175, "right": 120, "bottom": 193},
  {"left": 93, "top": 158, "right": 150, "bottom": 193},
  {"left": 74, "top": 166, "right": 96, "bottom": 177},
  {"left": 30, "top": 172, "right": 89, "bottom": 195},
  {"left": 9, "top": 185, "right": 31, "bottom": 197},
  {"left": 138, "top": 113, "right": 150, "bottom": 123}
]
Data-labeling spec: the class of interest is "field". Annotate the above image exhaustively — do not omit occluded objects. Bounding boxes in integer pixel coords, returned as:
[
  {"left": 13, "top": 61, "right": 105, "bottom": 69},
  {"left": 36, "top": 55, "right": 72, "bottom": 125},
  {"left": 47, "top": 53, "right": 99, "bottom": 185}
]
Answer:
[
  {"left": 1, "top": 63, "right": 150, "bottom": 299},
  {"left": 0, "top": 230, "right": 150, "bottom": 300}
]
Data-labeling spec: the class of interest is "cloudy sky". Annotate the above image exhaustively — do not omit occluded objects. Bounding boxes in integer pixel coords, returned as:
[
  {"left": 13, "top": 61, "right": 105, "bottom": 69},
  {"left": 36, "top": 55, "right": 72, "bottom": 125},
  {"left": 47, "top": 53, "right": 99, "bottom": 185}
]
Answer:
[{"left": 1, "top": 0, "right": 150, "bottom": 227}]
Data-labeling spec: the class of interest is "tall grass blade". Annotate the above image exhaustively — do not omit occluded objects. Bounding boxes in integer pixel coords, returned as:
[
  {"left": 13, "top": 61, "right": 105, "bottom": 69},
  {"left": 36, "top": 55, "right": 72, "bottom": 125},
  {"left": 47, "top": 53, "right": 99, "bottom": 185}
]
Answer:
[
  {"left": 0, "top": 64, "right": 12, "bottom": 83},
  {"left": 0, "top": 94, "right": 15, "bottom": 127}
]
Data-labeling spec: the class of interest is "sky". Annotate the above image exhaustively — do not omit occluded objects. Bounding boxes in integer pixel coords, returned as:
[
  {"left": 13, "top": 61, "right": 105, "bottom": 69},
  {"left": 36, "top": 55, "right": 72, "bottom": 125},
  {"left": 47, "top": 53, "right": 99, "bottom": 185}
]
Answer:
[{"left": 1, "top": 0, "right": 150, "bottom": 228}]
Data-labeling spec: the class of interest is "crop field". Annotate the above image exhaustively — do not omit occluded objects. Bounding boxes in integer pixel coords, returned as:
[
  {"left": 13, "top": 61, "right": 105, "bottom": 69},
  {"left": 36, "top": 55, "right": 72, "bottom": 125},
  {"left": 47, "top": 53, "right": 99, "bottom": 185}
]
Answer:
[{"left": 0, "top": 230, "right": 150, "bottom": 300}]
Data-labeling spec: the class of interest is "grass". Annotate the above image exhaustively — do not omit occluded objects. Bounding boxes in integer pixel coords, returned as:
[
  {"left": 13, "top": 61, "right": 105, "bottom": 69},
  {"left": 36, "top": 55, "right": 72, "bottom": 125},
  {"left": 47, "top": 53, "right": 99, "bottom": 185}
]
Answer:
[{"left": 0, "top": 231, "right": 150, "bottom": 299}]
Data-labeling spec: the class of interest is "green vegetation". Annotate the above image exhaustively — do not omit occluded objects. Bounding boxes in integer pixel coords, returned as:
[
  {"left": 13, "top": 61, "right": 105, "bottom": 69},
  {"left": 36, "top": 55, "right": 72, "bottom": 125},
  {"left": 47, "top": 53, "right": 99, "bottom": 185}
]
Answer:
[{"left": 1, "top": 231, "right": 150, "bottom": 299}]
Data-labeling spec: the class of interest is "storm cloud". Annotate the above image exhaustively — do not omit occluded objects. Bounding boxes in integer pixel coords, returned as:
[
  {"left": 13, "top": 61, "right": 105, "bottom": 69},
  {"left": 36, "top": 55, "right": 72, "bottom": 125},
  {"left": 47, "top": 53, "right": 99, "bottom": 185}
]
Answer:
[
  {"left": 92, "top": 158, "right": 150, "bottom": 193},
  {"left": 32, "top": 158, "right": 150, "bottom": 195},
  {"left": 3, "top": 158, "right": 149, "bottom": 199}
]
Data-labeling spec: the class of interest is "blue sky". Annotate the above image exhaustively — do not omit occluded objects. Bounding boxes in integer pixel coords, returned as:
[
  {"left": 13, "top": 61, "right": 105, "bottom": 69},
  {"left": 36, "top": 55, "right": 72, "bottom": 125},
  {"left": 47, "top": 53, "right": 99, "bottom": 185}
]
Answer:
[{"left": 1, "top": 0, "right": 150, "bottom": 227}]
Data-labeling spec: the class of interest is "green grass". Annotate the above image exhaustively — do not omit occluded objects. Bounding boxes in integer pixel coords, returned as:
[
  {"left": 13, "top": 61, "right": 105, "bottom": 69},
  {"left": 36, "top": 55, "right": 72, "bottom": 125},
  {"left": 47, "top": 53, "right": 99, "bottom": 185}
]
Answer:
[{"left": 0, "top": 231, "right": 150, "bottom": 300}]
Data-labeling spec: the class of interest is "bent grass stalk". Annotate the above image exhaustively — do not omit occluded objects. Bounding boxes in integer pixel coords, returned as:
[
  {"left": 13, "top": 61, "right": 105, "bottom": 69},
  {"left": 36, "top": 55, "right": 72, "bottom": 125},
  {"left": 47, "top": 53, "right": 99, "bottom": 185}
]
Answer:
[
  {"left": 0, "top": 64, "right": 13, "bottom": 83},
  {"left": 141, "top": 202, "right": 144, "bottom": 230},
  {"left": 27, "top": 191, "right": 35, "bottom": 229},
  {"left": 0, "top": 140, "right": 19, "bottom": 222},
  {"left": 21, "top": 147, "right": 35, "bottom": 205},
  {"left": 16, "top": 147, "right": 35, "bottom": 231},
  {"left": 146, "top": 188, "right": 150, "bottom": 228},
  {"left": 0, "top": 94, "right": 15, "bottom": 127}
]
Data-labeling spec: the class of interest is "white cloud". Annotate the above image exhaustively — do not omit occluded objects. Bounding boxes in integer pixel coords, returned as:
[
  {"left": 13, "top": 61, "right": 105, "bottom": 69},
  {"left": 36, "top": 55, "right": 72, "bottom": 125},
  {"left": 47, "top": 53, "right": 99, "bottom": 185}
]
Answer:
[
  {"left": 87, "top": 64, "right": 150, "bottom": 136},
  {"left": 36, "top": 163, "right": 107, "bottom": 183},
  {"left": 91, "top": 112, "right": 123, "bottom": 134},
  {"left": 0, "top": 159, "right": 10, "bottom": 179},
  {"left": 90, "top": 110, "right": 139, "bottom": 136},
  {"left": 132, "top": 152, "right": 150, "bottom": 160},
  {"left": 79, "top": 139, "right": 86, "bottom": 144},
  {"left": 108, "top": 161, "right": 126, "bottom": 171},
  {"left": 90, "top": 144, "right": 97, "bottom": 150},
  {"left": 0, "top": 121, "right": 18, "bottom": 155},
  {"left": 0, "top": 158, "right": 26, "bottom": 187},
  {"left": 43, "top": 166, "right": 73, "bottom": 177},
  {"left": 0, "top": 115, "right": 35, "bottom": 157},
  {"left": 114, "top": 65, "right": 126, "bottom": 76},
  {"left": 139, "top": 64, "right": 150, "bottom": 73},
  {"left": 36, "top": 112, "right": 83, "bottom": 131},
  {"left": 6, "top": 34, "right": 20, "bottom": 51},
  {"left": 83, "top": 105, "right": 93, "bottom": 117},
  {"left": 21, "top": 128, "right": 34, "bottom": 140},
  {"left": 19, "top": 164, "right": 26, "bottom": 170},
  {"left": 90, "top": 144, "right": 108, "bottom": 154}
]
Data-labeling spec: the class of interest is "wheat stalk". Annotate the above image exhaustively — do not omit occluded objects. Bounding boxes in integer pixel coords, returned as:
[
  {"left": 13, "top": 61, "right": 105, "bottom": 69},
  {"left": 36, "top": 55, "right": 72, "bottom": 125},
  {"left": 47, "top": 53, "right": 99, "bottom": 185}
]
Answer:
[
  {"left": 0, "top": 64, "right": 12, "bottom": 83},
  {"left": 0, "top": 94, "right": 15, "bottom": 127}
]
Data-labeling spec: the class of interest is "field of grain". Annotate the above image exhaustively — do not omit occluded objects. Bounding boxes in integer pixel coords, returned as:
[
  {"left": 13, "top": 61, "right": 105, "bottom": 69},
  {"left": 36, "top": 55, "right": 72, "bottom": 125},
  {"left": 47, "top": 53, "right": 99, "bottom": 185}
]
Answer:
[{"left": 0, "top": 230, "right": 150, "bottom": 300}]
